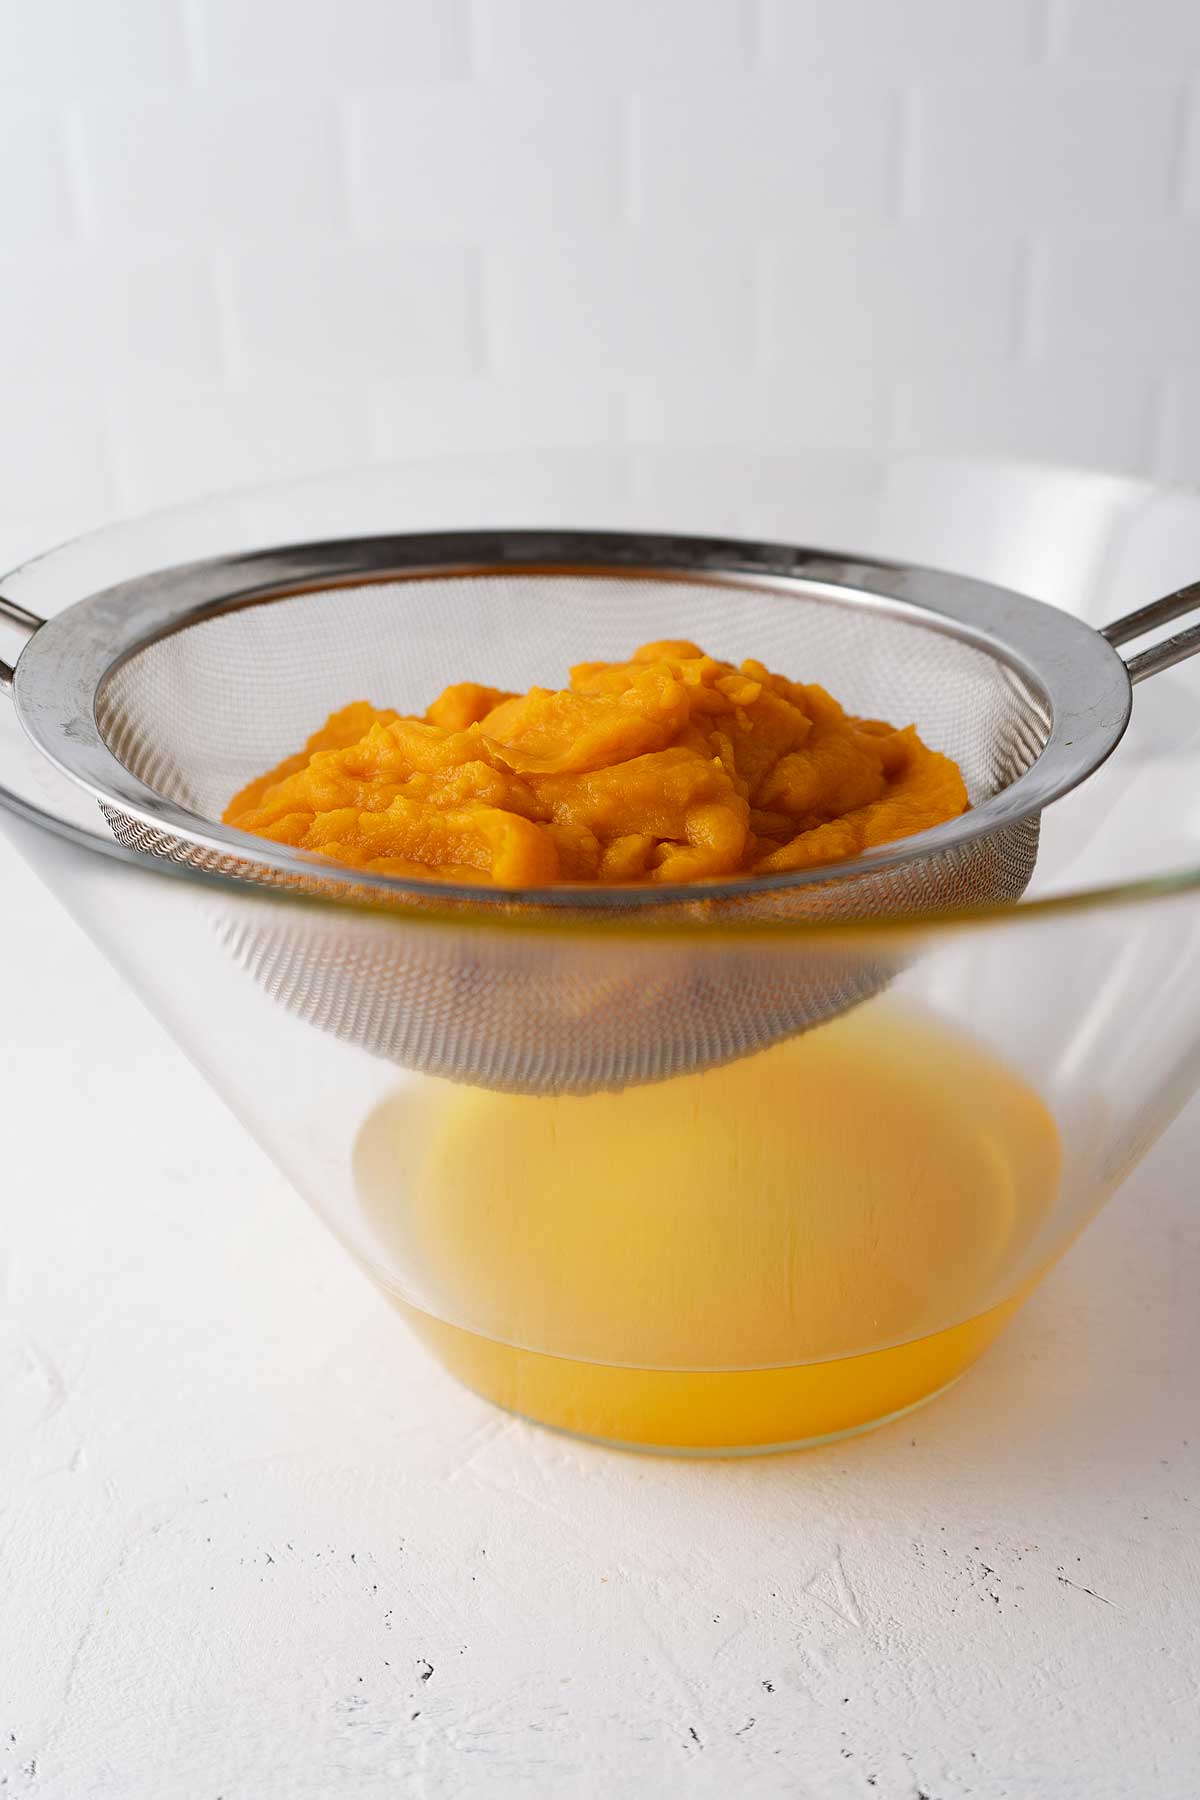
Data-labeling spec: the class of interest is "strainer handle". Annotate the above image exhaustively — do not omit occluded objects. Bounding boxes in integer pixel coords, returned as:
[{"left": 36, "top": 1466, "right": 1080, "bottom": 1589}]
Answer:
[
  {"left": 0, "top": 595, "right": 45, "bottom": 692},
  {"left": 1103, "top": 577, "right": 1200, "bottom": 684}
]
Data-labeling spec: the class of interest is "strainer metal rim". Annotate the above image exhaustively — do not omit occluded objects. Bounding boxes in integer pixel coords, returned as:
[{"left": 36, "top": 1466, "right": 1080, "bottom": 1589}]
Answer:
[{"left": 10, "top": 526, "right": 1131, "bottom": 910}]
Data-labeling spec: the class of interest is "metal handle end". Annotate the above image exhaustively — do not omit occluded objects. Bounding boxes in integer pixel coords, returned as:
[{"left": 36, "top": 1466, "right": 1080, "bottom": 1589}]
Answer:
[
  {"left": 0, "top": 593, "right": 45, "bottom": 694},
  {"left": 1103, "top": 577, "right": 1200, "bottom": 683},
  {"left": 1126, "top": 620, "right": 1200, "bottom": 685}
]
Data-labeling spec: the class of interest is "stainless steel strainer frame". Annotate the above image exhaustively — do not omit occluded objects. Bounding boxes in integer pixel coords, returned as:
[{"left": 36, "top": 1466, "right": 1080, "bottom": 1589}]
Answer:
[
  {"left": 3, "top": 527, "right": 1200, "bottom": 1095},
  {"left": 3, "top": 525, "right": 1193, "bottom": 910}
]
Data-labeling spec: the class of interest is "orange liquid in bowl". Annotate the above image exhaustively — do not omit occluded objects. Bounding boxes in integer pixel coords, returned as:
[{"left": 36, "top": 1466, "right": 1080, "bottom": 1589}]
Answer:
[{"left": 354, "top": 1007, "right": 1061, "bottom": 1452}]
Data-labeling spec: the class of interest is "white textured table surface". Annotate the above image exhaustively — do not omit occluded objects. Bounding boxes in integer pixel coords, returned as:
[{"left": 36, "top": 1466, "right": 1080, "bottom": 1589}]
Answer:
[{"left": 3, "top": 837, "right": 1198, "bottom": 1800}]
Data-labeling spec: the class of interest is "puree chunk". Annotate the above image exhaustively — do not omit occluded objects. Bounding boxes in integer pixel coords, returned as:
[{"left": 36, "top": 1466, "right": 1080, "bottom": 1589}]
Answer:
[{"left": 223, "top": 641, "right": 968, "bottom": 885}]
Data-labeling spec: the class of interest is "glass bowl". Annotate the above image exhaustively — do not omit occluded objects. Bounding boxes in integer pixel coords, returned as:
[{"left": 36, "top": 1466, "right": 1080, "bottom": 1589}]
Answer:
[{"left": 3, "top": 448, "right": 1200, "bottom": 1456}]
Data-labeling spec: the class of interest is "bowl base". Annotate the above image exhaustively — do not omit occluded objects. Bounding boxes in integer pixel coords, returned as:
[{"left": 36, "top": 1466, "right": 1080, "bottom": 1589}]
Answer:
[
  {"left": 481, "top": 1374, "right": 968, "bottom": 1458},
  {"left": 393, "top": 1292, "right": 1026, "bottom": 1457}
]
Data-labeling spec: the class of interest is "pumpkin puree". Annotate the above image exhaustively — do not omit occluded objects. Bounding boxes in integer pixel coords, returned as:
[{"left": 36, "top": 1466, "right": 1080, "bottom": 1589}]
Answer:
[{"left": 223, "top": 640, "right": 968, "bottom": 885}]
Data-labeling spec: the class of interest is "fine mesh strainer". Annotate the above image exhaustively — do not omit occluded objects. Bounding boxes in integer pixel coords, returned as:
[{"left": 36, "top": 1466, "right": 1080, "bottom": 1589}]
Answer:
[{"left": 2, "top": 527, "right": 1198, "bottom": 1094}]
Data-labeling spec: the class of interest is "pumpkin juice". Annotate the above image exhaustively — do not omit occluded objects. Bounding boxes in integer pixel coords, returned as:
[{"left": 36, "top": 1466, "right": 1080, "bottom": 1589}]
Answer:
[{"left": 354, "top": 1005, "right": 1061, "bottom": 1452}]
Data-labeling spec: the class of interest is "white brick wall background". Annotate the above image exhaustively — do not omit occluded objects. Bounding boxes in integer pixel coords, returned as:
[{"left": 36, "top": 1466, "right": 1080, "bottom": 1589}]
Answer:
[{"left": 2, "top": 0, "right": 1200, "bottom": 554}]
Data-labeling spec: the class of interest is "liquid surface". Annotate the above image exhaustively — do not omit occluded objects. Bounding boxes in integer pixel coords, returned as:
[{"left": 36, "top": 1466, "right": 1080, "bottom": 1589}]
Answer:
[
  {"left": 355, "top": 1006, "right": 1061, "bottom": 1450},
  {"left": 225, "top": 639, "right": 966, "bottom": 885}
]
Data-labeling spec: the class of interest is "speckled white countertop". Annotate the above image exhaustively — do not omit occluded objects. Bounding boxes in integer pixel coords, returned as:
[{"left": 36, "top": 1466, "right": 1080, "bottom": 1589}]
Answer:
[{"left": 3, "top": 830, "right": 1198, "bottom": 1800}]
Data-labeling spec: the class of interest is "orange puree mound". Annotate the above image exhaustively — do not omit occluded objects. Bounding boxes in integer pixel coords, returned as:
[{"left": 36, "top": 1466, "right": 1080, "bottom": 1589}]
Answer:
[{"left": 222, "top": 640, "right": 968, "bottom": 886}]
